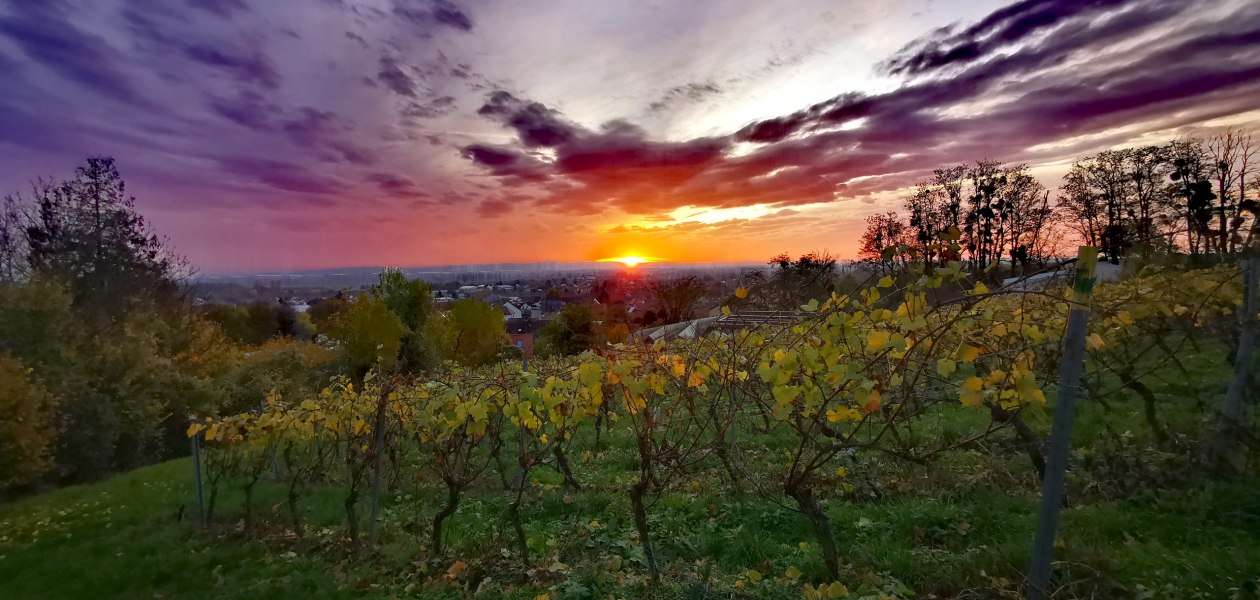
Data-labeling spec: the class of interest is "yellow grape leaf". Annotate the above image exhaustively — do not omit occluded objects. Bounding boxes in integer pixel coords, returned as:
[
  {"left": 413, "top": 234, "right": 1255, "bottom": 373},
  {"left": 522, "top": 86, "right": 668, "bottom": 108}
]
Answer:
[
  {"left": 1014, "top": 370, "right": 1042, "bottom": 403},
  {"left": 721, "top": 305, "right": 732, "bottom": 317},
  {"left": 185, "top": 423, "right": 205, "bottom": 438},
  {"left": 960, "top": 376, "right": 984, "bottom": 408},
  {"left": 866, "top": 329, "right": 891, "bottom": 350},
  {"left": 540, "top": 433, "right": 549, "bottom": 445},
  {"left": 878, "top": 275, "right": 894, "bottom": 288},
  {"left": 204, "top": 424, "right": 220, "bottom": 441},
  {"left": 1023, "top": 324, "right": 1045, "bottom": 343},
  {"left": 936, "top": 358, "right": 957, "bottom": 377},
  {"left": 1085, "top": 333, "right": 1105, "bottom": 350},
  {"left": 735, "top": 286, "right": 749, "bottom": 299},
  {"left": 825, "top": 582, "right": 849, "bottom": 597},
  {"left": 957, "top": 344, "right": 982, "bottom": 362},
  {"left": 972, "top": 282, "right": 990, "bottom": 295},
  {"left": 784, "top": 566, "right": 803, "bottom": 581},
  {"left": 774, "top": 385, "right": 801, "bottom": 406},
  {"left": 826, "top": 406, "right": 861, "bottom": 423},
  {"left": 834, "top": 467, "right": 848, "bottom": 478},
  {"left": 672, "top": 358, "right": 687, "bottom": 377}
]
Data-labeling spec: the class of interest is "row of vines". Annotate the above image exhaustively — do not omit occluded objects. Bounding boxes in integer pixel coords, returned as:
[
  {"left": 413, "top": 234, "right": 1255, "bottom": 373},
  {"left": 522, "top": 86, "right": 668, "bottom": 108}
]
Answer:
[{"left": 188, "top": 258, "right": 1252, "bottom": 592}]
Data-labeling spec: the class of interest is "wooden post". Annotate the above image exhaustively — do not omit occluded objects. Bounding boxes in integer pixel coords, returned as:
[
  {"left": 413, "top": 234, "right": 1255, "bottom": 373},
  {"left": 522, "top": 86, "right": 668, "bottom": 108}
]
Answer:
[
  {"left": 367, "top": 383, "right": 391, "bottom": 544},
  {"left": 190, "top": 417, "right": 206, "bottom": 528},
  {"left": 1027, "top": 247, "right": 1097, "bottom": 600},
  {"left": 1216, "top": 257, "right": 1260, "bottom": 465}
]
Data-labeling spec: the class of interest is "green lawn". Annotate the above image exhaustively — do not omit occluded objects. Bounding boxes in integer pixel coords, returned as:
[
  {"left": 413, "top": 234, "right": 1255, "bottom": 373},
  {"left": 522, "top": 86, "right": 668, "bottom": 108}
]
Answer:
[{"left": 2, "top": 443, "right": 1258, "bottom": 599}]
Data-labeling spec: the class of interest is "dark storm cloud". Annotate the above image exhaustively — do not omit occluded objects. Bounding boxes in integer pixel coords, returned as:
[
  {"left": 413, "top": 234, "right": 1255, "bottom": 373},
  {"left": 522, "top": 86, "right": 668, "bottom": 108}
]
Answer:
[
  {"left": 345, "top": 30, "right": 369, "bottom": 48},
  {"left": 476, "top": 91, "right": 579, "bottom": 148},
  {"left": 464, "top": 0, "right": 1260, "bottom": 217},
  {"left": 881, "top": 0, "right": 1133, "bottom": 76},
  {"left": 208, "top": 89, "right": 282, "bottom": 129},
  {"left": 185, "top": 0, "right": 250, "bottom": 18},
  {"left": 121, "top": 6, "right": 280, "bottom": 89},
  {"left": 281, "top": 108, "right": 348, "bottom": 147},
  {"left": 365, "top": 172, "right": 429, "bottom": 198},
  {"left": 403, "top": 96, "right": 457, "bottom": 119},
  {"left": 464, "top": 91, "right": 731, "bottom": 213},
  {"left": 0, "top": 5, "right": 149, "bottom": 107},
  {"left": 327, "top": 141, "right": 375, "bottom": 166},
  {"left": 647, "top": 81, "right": 723, "bottom": 112},
  {"left": 181, "top": 43, "right": 281, "bottom": 89},
  {"left": 740, "top": 0, "right": 1243, "bottom": 145},
  {"left": 377, "top": 56, "right": 418, "bottom": 97},
  {"left": 280, "top": 107, "right": 377, "bottom": 165},
  {"left": 217, "top": 157, "right": 349, "bottom": 196},
  {"left": 461, "top": 144, "right": 551, "bottom": 181},
  {"left": 393, "top": 0, "right": 474, "bottom": 33},
  {"left": 431, "top": 1, "right": 474, "bottom": 31}
]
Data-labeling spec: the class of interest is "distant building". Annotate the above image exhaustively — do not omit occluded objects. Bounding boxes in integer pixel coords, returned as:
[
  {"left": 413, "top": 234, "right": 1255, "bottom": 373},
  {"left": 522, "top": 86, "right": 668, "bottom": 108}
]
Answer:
[
  {"left": 508, "top": 332, "right": 534, "bottom": 359},
  {"left": 633, "top": 311, "right": 811, "bottom": 342},
  {"left": 506, "top": 318, "right": 543, "bottom": 359},
  {"left": 503, "top": 302, "right": 524, "bottom": 319},
  {"left": 633, "top": 316, "right": 721, "bottom": 342}
]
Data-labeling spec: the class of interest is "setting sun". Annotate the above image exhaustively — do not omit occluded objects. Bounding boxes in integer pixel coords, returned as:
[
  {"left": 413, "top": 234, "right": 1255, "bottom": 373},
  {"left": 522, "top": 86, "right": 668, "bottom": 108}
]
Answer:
[{"left": 598, "top": 255, "right": 655, "bottom": 268}]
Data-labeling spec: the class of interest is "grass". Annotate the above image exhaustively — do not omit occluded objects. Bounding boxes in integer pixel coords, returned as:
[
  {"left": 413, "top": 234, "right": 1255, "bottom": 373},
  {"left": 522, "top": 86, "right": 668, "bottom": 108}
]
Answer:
[
  {"left": 2, "top": 338, "right": 1258, "bottom": 599},
  {"left": 2, "top": 445, "right": 1258, "bottom": 598}
]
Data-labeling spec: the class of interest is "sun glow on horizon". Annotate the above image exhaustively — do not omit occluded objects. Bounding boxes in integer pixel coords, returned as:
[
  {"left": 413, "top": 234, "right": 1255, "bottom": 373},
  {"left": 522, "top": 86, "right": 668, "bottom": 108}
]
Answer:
[{"left": 598, "top": 255, "right": 656, "bottom": 268}]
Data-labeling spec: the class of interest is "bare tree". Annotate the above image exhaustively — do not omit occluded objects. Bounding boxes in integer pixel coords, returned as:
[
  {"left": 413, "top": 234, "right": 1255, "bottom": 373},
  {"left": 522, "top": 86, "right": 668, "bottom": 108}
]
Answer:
[
  {"left": 857, "top": 212, "right": 912, "bottom": 274},
  {"left": 1205, "top": 128, "right": 1257, "bottom": 255},
  {"left": 1169, "top": 138, "right": 1216, "bottom": 257},
  {"left": 649, "top": 275, "right": 708, "bottom": 323},
  {"left": 0, "top": 194, "right": 28, "bottom": 283},
  {"left": 905, "top": 165, "right": 966, "bottom": 266}
]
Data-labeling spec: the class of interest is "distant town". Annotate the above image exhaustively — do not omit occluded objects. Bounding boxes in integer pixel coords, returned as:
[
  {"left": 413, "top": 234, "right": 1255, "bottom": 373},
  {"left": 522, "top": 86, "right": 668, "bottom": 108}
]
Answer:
[{"left": 190, "top": 260, "right": 867, "bottom": 357}]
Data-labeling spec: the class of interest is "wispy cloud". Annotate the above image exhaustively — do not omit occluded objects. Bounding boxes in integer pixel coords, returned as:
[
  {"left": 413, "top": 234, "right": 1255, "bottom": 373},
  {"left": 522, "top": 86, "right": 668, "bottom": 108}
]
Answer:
[{"left": 0, "top": 0, "right": 1257, "bottom": 271}]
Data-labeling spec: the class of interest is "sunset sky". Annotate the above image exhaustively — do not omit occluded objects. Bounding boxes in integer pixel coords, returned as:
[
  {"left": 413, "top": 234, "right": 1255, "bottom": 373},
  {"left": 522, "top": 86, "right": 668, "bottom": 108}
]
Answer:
[{"left": 2, "top": 0, "right": 1259, "bottom": 272}]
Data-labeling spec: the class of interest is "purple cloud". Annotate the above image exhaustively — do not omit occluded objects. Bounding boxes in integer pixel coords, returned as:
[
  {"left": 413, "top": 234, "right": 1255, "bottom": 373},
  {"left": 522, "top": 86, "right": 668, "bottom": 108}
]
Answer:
[
  {"left": 182, "top": 43, "right": 280, "bottom": 89},
  {"left": 185, "top": 0, "right": 250, "bottom": 18},
  {"left": 0, "top": 5, "right": 151, "bottom": 108},
  {"left": 377, "top": 56, "right": 418, "bottom": 97},
  {"left": 393, "top": 0, "right": 474, "bottom": 33},
  {"left": 462, "top": 0, "right": 1260, "bottom": 218}
]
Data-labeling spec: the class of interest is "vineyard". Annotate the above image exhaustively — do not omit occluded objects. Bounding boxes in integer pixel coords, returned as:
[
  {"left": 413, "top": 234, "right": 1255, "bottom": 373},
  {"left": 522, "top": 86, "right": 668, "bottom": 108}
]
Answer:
[{"left": 77, "top": 258, "right": 1254, "bottom": 599}]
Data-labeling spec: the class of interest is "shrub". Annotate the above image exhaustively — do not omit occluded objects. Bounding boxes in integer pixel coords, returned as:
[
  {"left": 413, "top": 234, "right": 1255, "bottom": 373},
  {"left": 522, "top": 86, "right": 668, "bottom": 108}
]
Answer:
[{"left": 0, "top": 354, "right": 57, "bottom": 490}]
